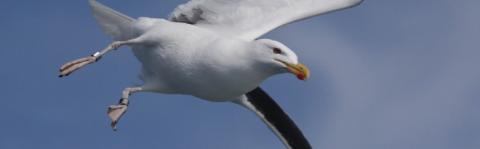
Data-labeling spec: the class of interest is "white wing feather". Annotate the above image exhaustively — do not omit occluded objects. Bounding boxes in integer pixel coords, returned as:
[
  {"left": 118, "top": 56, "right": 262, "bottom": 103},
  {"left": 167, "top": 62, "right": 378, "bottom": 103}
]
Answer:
[{"left": 170, "top": 0, "right": 363, "bottom": 40}]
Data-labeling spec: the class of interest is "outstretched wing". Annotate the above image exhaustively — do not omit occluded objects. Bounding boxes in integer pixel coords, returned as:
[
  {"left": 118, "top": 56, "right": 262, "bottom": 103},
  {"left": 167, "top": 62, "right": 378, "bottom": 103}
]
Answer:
[
  {"left": 170, "top": 0, "right": 363, "bottom": 40},
  {"left": 236, "top": 87, "right": 311, "bottom": 149}
]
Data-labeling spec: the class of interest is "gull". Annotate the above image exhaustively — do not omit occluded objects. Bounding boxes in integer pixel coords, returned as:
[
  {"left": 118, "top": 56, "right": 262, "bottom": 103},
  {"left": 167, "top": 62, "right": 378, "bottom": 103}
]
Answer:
[{"left": 59, "top": 0, "right": 363, "bottom": 148}]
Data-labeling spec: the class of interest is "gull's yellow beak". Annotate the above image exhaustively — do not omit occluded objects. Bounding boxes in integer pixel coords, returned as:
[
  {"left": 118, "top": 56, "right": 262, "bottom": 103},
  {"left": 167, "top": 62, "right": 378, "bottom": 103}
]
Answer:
[{"left": 277, "top": 60, "right": 310, "bottom": 80}]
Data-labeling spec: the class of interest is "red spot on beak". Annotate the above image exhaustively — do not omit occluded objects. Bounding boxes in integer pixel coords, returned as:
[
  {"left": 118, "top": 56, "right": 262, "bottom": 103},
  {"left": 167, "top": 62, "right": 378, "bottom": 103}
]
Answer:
[{"left": 297, "top": 74, "right": 306, "bottom": 80}]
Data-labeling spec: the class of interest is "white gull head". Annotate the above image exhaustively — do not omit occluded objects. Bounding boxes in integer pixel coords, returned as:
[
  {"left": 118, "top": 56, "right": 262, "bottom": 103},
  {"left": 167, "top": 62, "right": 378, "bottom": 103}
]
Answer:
[{"left": 253, "top": 39, "right": 309, "bottom": 80}]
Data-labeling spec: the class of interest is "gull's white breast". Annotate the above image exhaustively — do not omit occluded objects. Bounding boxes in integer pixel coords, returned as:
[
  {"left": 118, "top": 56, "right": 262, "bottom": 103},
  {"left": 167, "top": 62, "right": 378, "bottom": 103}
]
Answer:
[{"left": 131, "top": 18, "right": 269, "bottom": 101}]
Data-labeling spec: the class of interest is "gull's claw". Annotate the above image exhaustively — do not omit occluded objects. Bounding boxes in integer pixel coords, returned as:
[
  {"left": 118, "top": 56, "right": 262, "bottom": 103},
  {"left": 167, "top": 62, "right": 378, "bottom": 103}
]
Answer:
[
  {"left": 59, "top": 55, "right": 100, "bottom": 77},
  {"left": 58, "top": 41, "right": 125, "bottom": 78},
  {"left": 107, "top": 102, "right": 128, "bottom": 131}
]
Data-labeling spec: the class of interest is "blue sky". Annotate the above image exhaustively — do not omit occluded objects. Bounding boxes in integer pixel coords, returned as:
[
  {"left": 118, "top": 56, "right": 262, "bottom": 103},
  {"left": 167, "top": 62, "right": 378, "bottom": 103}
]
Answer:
[{"left": 1, "top": 0, "right": 479, "bottom": 149}]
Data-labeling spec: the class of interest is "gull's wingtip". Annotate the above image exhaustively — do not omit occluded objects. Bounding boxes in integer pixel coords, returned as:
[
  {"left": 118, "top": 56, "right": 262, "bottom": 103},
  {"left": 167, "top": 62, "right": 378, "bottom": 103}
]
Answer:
[
  {"left": 88, "top": 0, "right": 105, "bottom": 10},
  {"left": 354, "top": 0, "right": 365, "bottom": 6},
  {"left": 88, "top": 0, "right": 97, "bottom": 6},
  {"left": 345, "top": 0, "right": 364, "bottom": 7}
]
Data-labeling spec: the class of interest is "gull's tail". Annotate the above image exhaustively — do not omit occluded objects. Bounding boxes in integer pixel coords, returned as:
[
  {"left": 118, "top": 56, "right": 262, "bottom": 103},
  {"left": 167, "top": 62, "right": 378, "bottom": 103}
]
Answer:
[{"left": 89, "top": 0, "right": 137, "bottom": 41}]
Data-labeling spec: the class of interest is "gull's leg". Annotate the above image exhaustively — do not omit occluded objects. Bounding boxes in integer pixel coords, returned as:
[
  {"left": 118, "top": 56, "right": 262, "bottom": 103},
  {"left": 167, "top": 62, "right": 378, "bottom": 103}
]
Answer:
[
  {"left": 107, "top": 86, "right": 143, "bottom": 131},
  {"left": 59, "top": 39, "right": 137, "bottom": 77}
]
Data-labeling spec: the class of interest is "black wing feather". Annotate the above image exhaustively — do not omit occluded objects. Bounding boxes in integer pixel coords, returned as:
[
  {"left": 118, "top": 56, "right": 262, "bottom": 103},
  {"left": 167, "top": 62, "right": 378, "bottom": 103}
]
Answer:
[{"left": 245, "top": 87, "right": 312, "bottom": 149}]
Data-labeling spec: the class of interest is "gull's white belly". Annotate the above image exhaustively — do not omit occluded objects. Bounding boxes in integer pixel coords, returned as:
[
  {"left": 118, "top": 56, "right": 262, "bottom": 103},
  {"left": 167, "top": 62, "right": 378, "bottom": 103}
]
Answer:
[
  {"left": 135, "top": 46, "right": 264, "bottom": 101},
  {"left": 130, "top": 21, "right": 268, "bottom": 101}
]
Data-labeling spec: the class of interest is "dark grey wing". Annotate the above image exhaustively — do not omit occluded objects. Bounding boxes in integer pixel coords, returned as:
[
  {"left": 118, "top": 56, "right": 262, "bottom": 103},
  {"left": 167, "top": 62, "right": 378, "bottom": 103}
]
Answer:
[{"left": 237, "top": 87, "right": 311, "bottom": 149}]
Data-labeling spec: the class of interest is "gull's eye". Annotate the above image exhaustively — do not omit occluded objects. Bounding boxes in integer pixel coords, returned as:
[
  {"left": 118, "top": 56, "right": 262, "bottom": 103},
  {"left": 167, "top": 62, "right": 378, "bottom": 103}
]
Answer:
[{"left": 273, "top": 48, "right": 283, "bottom": 54}]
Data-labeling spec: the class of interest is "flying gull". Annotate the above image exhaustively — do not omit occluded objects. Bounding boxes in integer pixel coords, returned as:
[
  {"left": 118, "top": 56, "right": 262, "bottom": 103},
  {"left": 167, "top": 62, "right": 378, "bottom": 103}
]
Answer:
[{"left": 59, "top": 0, "right": 363, "bottom": 148}]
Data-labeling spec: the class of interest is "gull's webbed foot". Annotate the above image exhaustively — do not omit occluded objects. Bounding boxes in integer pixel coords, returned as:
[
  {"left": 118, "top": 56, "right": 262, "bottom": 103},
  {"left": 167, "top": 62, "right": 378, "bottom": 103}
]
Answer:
[
  {"left": 59, "top": 53, "right": 101, "bottom": 77},
  {"left": 58, "top": 40, "right": 133, "bottom": 78},
  {"left": 107, "top": 98, "right": 129, "bottom": 131}
]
